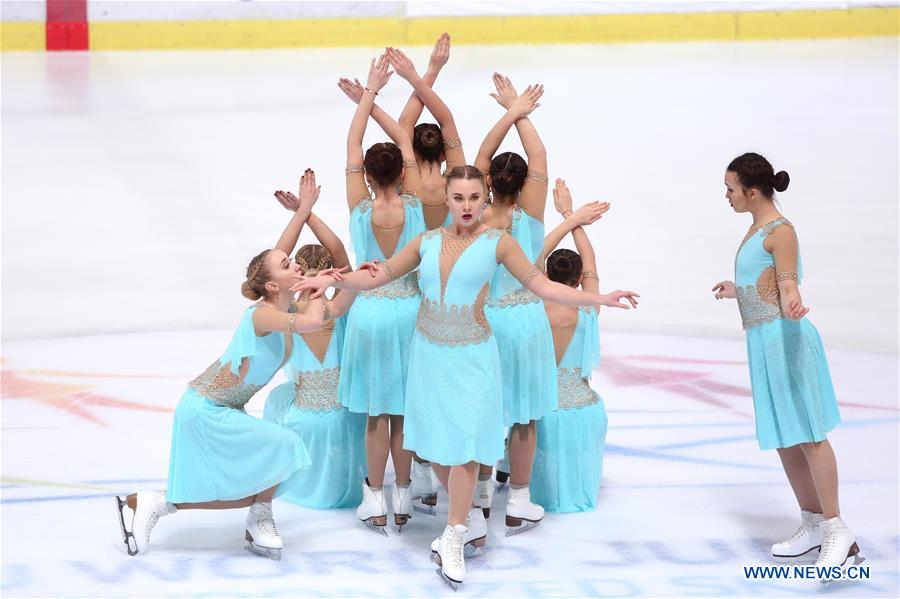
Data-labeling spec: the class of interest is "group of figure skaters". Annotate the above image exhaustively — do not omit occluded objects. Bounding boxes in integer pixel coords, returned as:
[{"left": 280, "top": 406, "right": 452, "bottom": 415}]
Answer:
[{"left": 115, "top": 34, "right": 861, "bottom": 589}]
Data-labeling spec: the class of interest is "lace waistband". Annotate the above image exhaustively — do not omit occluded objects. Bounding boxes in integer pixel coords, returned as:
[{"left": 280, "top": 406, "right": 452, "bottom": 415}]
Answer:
[
  {"left": 293, "top": 367, "right": 343, "bottom": 412},
  {"left": 415, "top": 298, "right": 491, "bottom": 346},
  {"left": 188, "top": 361, "right": 262, "bottom": 410},
  {"left": 557, "top": 368, "right": 599, "bottom": 410},
  {"left": 360, "top": 271, "right": 420, "bottom": 300},
  {"left": 736, "top": 284, "right": 784, "bottom": 330},
  {"left": 485, "top": 286, "right": 542, "bottom": 309}
]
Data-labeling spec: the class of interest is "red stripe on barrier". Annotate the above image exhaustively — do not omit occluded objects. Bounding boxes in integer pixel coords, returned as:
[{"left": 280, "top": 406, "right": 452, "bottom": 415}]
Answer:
[{"left": 46, "top": 0, "right": 89, "bottom": 51}]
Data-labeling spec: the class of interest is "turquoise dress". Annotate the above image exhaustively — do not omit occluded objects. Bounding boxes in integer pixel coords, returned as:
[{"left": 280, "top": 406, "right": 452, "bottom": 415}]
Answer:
[
  {"left": 484, "top": 205, "right": 557, "bottom": 426},
  {"left": 340, "top": 194, "right": 426, "bottom": 416},
  {"left": 403, "top": 227, "right": 510, "bottom": 466},
  {"left": 735, "top": 218, "right": 840, "bottom": 450},
  {"left": 166, "top": 305, "right": 311, "bottom": 504},
  {"left": 263, "top": 315, "right": 368, "bottom": 509},
  {"left": 531, "top": 307, "right": 608, "bottom": 513}
]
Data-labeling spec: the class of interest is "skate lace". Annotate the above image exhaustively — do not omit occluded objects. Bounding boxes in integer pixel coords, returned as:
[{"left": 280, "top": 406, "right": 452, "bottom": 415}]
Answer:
[
  {"left": 819, "top": 529, "right": 837, "bottom": 558},
  {"left": 145, "top": 499, "right": 167, "bottom": 541},
  {"left": 256, "top": 505, "right": 280, "bottom": 537},
  {"left": 446, "top": 532, "right": 464, "bottom": 570},
  {"left": 786, "top": 524, "right": 809, "bottom": 543}
]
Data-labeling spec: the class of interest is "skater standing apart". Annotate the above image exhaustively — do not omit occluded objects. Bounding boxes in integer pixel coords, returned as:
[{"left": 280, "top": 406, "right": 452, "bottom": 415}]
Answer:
[
  {"left": 391, "top": 37, "right": 467, "bottom": 230},
  {"left": 295, "top": 165, "right": 639, "bottom": 588},
  {"left": 115, "top": 171, "right": 336, "bottom": 559},
  {"left": 712, "top": 152, "right": 860, "bottom": 569},
  {"left": 336, "top": 54, "right": 426, "bottom": 534},
  {"left": 532, "top": 179, "right": 610, "bottom": 512},
  {"left": 472, "top": 73, "right": 555, "bottom": 533},
  {"left": 263, "top": 187, "right": 368, "bottom": 509}
]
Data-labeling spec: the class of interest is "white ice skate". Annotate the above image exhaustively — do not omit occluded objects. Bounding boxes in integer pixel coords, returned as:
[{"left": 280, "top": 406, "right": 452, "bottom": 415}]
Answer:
[
  {"left": 115, "top": 491, "right": 176, "bottom": 556},
  {"left": 410, "top": 460, "right": 438, "bottom": 516},
  {"left": 771, "top": 509, "right": 824, "bottom": 558},
  {"left": 356, "top": 479, "right": 389, "bottom": 536},
  {"left": 495, "top": 448, "right": 510, "bottom": 490},
  {"left": 431, "top": 507, "right": 487, "bottom": 558},
  {"left": 816, "top": 516, "right": 864, "bottom": 582},
  {"left": 391, "top": 482, "right": 414, "bottom": 532},
  {"left": 431, "top": 524, "right": 467, "bottom": 590},
  {"left": 474, "top": 477, "right": 495, "bottom": 519},
  {"left": 244, "top": 501, "right": 283, "bottom": 560},
  {"left": 505, "top": 486, "right": 544, "bottom": 536}
]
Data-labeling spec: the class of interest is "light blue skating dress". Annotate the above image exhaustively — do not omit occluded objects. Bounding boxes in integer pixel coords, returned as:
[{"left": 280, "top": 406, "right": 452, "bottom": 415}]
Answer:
[
  {"left": 264, "top": 314, "right": 368, "bottom": 509},
  {"left": 403, "top": 227, "right": 514, "bottom": 466},
  {"left": 735, "top": 218, "right": 840, "bottom": 450},
  {"left": 484, "top": 205, "right": 557, "bottom": 426},
  {"left": 166, "top": 304, "right": 311, "bottom": 504},
  {"left": 340, "top": 194, "right": 426, "bottom": 416},
  {"left": 531, "top": 306, "right": 608, "bottom": 513}
]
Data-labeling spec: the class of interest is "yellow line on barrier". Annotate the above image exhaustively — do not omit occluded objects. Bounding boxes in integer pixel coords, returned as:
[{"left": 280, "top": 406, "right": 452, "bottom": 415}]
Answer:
[
  {"left": 1, "top": 21, "right": 45, "bottom": 51},
  {"left": 2, "top": 8, "right": 898, "bottom": 52}
]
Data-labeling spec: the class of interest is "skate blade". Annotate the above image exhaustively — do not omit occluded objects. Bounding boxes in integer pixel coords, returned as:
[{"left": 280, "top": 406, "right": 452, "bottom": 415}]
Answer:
[
  {"left": 395, "top": 513, "right": 411, "bottom": 534},
  {"left": 430, "top": 559, "right": 460, "bottom": 591},
  {"left": 772, "top": 544, "right": 821, "bottom": 558},
  {"left": 361, "top": 518, "right": 389, "bottom": 536},
  {"left": 464, "top": 536, "right": 487, "bottom": 557},
  {"left": 413, "top": 504, "right": 437, "bottom": 516},
  {"left": 505, "top": 519, "right": 541, "bottom": 537},
  {"left": 244, "top": 542, "right": 282, "bottom": 560},
  {"left": 114, "top": 496, "right": 139, "bottom": 556}
]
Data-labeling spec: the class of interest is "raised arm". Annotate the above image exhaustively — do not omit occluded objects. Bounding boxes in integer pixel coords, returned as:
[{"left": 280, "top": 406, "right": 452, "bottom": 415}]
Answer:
[
  {"left": 388, "top": 45, "right": 466, "bottom": 169},
  {"left": 307, "top": 213, "right": 349, "bottom": 270},
  {"left": 398, "top": 33, "right": 449, "bottom": 141},
  {"left": 272, "top": 169, "right": 319, "bottom": 255},
  {"left": 338, "top": 76, "right": 422, "bottom": 198},
  {"left": 768, "top": 224, "right": 809, "bottom": 320},
  {"left": 515, "top": 115, "right": 548, "bottom": 221},
  {"left": 497, "top": 235, "right": 637, "bottom": 310},
  {"left": 342, "top": 54, "right": 393, "bottom": 212},
  {"left": 475, "top": 76, "right": 544, "bottom": 174}
]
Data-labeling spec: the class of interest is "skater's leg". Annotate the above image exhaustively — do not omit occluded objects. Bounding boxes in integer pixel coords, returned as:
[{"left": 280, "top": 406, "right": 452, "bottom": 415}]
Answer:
[
  {"left": 776, "top": 445, "right": 823, "bottom": 513},
  {"left": 366, "top": 415, "right": 391, "bottom": 487},
  {"left": 168, "top": 484, "right": 278, "bottom": 510},
  {"left": 508, "top": 420, "right": 536, "bottom": 486},
  {"left": 448, "top": 462, "right": 479, "bottom": 526},
  {"left": 798, "top": 440, "right": 839, "bottom": 518},
  {"left": 389, "top": 415, "right": 414, "bottom": 485},
  {"left": 432, "top": 463, "right": 451, "bottom": 491},
  {"left": 478, "top": 463, "right": 493, "bottom": 478}
]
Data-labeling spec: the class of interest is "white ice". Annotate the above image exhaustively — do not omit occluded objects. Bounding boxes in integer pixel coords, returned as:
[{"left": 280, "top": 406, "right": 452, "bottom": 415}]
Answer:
[{"left": 1, "top": 38, "right": 898, "bottom": 597}]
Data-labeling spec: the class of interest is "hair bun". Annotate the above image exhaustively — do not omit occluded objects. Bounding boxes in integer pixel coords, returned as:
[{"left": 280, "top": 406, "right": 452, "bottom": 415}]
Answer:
[
  {"left": 241, "top": 280, "right": 261, "bottom": 300},
  {"left": 771, "top": 170, "right": 790, "bottom": 193},
  {"left": 420, "top": 129, "right": 440, "bottom": 148}
]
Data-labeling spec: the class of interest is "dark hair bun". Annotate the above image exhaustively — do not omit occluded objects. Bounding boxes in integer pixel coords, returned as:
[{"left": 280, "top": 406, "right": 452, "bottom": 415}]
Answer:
[
  {"left": 772, "top": 170, "right": 790, "bottom": 193},
  {"left": 413, "top": 123, "right": 443, "bottom": 164},
  {"left": 546, "top": 249, "right": 583, "bottom": 287},
  {"left": 364, "top": 142, "right": 403, "bottom": 188},
  {"left": 489, "top": 152, "right": 528, "bottom": 196}
]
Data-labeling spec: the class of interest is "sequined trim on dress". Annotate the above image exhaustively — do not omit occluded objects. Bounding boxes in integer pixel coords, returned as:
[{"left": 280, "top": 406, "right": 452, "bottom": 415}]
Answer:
[
  {"left": 557, "top": 368, "right": 599, "bottom": 410},
  {"left": 188, "top": 361, "right": 263, "bottom": 410},
  {"left": 415, "top": 298, "right": 491, "bottom": 346},
  {"left": 293, "top": 367, "right": 343, "bottom": 412},
  {"left": 485, "top": 285, "right": 541, "bottom": 309},
  {"left": 736, "top": 266, "right": 784, "bottom": 329},
  {"left": 361, "top": 271, "right": 421, "bottom": 299}
]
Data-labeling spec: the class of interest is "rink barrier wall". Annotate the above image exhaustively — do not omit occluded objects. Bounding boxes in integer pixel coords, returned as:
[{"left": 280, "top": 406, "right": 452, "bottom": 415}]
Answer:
[{"left": 1, "top": 7, "right": 898, "bottom": 51}]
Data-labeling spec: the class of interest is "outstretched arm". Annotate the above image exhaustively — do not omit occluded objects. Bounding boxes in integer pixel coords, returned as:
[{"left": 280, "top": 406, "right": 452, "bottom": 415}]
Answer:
[
  {"left": 338, "top": 76, "right": 422, "bottom": 198},
  {"left": 475, "top": 76, "right": 544, "bottom": 174},
  {"left": 343, "top": 54, "right": 393, "bottom": 212},
  {"left": 273, "top": 169, "right": 319, "bottom": 255},
  {"left": 388, "top": 45, "right": 465, "bottom": 169},
  {"left": 398, "top": 33, "right": 449, "bottom": 141},
  {"left": 294, "top": 235, "right": 424, "bottom": 296},
  {"left": 497, "top": 235, "right": 637, "bottom": 310}
]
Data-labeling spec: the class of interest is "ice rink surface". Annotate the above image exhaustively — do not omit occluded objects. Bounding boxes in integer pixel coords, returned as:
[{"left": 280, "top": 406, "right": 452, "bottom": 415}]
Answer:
[{"left": 2, "top": 37, "right": 898, "bottom": 597}]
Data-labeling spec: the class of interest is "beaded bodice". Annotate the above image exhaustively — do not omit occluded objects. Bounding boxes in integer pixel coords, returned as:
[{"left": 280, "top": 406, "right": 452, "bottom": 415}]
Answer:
[
  {"left": 488, "top": 205, "right": 544, "bottom": 304},
  {"left": 734, "top": 218, "right": 803, "bottom": 330},
  {"left": 286, "top": 316, "right": 345, "bottom": 413},
  {"left": 415, "top": 227, "right": 506, "bottom": 346},
  {"left": 553, "top": 307, "right": 601, "bottom": 410}
]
